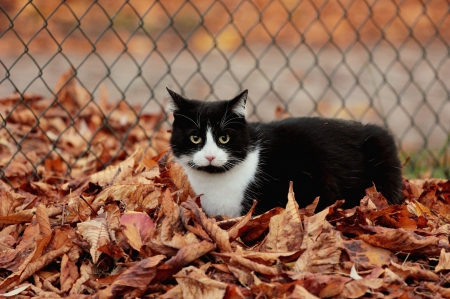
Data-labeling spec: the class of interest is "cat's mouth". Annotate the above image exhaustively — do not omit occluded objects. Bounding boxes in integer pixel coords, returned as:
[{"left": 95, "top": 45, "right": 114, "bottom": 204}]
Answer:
[{"left": 189, "top": 162, "right": 234, "bottom": 174}]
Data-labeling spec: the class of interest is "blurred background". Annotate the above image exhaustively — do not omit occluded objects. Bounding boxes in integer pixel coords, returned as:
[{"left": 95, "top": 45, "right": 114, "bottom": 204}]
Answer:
[{"left": 1, "top": 0, "right": 449, "bottom": 180}]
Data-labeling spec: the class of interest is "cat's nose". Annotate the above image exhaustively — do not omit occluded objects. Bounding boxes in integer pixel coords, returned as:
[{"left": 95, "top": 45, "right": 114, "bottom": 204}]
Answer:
[{"left": 205, "top": 156, "right": 215, "bottom": 162}]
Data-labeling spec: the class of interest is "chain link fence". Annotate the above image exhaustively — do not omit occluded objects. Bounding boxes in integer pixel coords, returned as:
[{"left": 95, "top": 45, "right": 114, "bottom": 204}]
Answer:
[{"left": 1, "top": 0, "right": 449, "bottom": 186}]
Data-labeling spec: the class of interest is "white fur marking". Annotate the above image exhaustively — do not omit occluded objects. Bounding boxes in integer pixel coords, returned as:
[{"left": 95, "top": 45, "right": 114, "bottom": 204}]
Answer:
[
  {"left": 232, "top": 96, "right": 246, "bottom": 117},
  {"left": 179, "top": 148, "right": 260, "bottom": 217},
  {"left": 192, "top": 129, "right": 228, "bottom": 167}
]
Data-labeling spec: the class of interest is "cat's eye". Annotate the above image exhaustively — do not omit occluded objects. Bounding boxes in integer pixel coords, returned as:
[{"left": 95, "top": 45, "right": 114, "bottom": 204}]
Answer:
[
  {"left": 190, "top": 135, "right": 202, "bottom": 144},
  {"left": 218, "top": 134, "right": 230, "bottom": 144}
]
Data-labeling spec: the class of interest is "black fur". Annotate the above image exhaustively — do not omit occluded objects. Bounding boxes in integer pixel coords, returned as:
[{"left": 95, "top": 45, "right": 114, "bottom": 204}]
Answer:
[
  {"left": 245, "top": 117, "right": 403, "bottom": 214},
  {"left": 168, "top": 88, "right": 403, "bottom": 215}
]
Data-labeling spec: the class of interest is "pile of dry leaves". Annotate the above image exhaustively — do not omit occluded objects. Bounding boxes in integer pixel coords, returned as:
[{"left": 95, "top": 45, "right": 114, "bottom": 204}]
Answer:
[{"left": 1, "top": 73, "right": 450, "bottom": 298}]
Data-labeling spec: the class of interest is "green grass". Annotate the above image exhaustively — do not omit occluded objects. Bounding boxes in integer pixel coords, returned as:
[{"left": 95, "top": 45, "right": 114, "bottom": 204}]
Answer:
[{"left": 400, "top": 136, "right": 449, "bottom": 179}]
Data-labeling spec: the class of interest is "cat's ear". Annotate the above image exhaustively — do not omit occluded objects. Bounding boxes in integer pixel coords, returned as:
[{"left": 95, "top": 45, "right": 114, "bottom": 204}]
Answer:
[
  {"left": 166, "top": 87, "right": 187, "bottom": 112},
  {"left": 229, "top": 89, "right": 248, "bottom": 117}
]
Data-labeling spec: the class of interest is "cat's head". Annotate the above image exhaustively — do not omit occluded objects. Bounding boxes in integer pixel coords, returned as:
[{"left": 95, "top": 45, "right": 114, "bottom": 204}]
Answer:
[{"left": 167, "top": 88, "right": 250, "bottom": 173}]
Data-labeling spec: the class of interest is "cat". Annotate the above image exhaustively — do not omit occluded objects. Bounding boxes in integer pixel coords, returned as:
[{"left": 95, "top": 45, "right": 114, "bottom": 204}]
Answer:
[{"left": 167, "top": 88, "right": 403, "bottom": 217}]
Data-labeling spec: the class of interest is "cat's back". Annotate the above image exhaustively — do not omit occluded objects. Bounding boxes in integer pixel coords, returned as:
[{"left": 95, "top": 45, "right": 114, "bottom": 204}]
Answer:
[
  {"left": 250, "top": 116, "right": 375, "bottom": 142},
  {"left": 245, "top": 116, "right": 402, "bottom": 212}
]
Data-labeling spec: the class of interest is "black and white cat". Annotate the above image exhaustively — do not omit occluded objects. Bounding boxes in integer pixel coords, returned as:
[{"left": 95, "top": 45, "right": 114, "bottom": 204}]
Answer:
[{"left": 168, "top": 88, "right": 403, "bottom": 217}]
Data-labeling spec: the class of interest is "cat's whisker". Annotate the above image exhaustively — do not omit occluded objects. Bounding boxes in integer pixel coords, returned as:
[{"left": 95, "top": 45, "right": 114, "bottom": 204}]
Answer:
[
  {"left": 221, "top": 116, "right": 244, "bottom": 128},
  {"left": 220, "top": 105, "right": 232, "bottom": 128},
  {"left": 222, "top": 121, "right": 245, "bottom": 128},
  {"left": 197, "top": 105, "right": 207, "bottom": 128}
]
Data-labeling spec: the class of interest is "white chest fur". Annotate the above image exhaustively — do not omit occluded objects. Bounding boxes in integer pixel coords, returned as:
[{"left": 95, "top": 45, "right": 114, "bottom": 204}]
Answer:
[{"left": 180, "top": 149, "right": 260, "bottom": 217}]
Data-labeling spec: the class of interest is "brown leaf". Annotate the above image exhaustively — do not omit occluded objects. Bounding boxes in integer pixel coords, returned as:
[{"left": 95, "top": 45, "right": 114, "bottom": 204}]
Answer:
[
  {"left": 419, "top": 181, "right": 450, "bottom": 222},
  {"left": 287, "top": 285, "right": 320, "bottom": 299},
  {"left": 229, "top": 253, "right": 280, "bottom": 275},
  {"left": 159, "top": 189, "right": 196, "bottom": 249},
  {"left": 104, "top": 204, "right": 121, "bottom": 234},
  {"left": 262, "top": 182, "right": 304, "bottom": 252},
  {"left": 228, "top": 265, "right": 254, "bottom": 287},
  {"left": 181, "top": 198, "right": 232, "bottom": 252},
  {"left": 358, "top": 227, "right": 438, "bottom": 251},
  {"left": 60, "top": 254, "right": 80, "bottom": 293},
  {"left": 341, "top": 239, "right": 397, "bottom": 269},
  {"left": 435, "top": 248, "right": 450, "bottom": 272},
  {"left": 156, "top": 241, "right": 215, "bottom": 281},
  {"left": 390, "top": 261, "right": 439, "bottom": 281},
  {"left": 158, "top": 284, "right": 183, "bottom": 299},
  {"left": 0, "top": 218, "right": 39, "bottom": 271},
  {"left": 0, "top": 209, "right": 36, "bottom": 225},
  {"left": 424, "top": 282, "right": 450, "bottom": 299},
  {"left": 174, "top": 266, "right": 228, "bottom": 299},
  {"left": 227, "top": 200, "right": 257, "bottom": 241},
  {"left": 301, "top": 204, "right": 333, "bottom": 250},
  {"left": 0, "top": 208, "right": 64, "bottom": 290},
  {"left": 36, "top": 205, "right": 52, "bottom": 237},
  {"left": 293, "top": 231, "right": 341, "bottom": 273},
  {"left": 97, "top": 243, "right": 126, "bottom": 259},
  {"left": 77, "top": 215, "right": 110, "bottom": 263},
  {"left": 237, "top": 250, "right": 301, "bottom": 265},
  {"left": 225, "top": 284, "right": 251, "bottom": 299},
  {"left": 97, "top": 255, "right": 166, "bottom": 299},
  {"left": 341, "top": 278, "right": 384, "bottom": 298},
  {"left": 70, "top": 261, "right": 95, "bottom": 294},
  {"left": 93, "top": 183, "right": 160, "bottom": 212},
  {"left": 88, "top": 148, "right": 140, "bottom": 187},
  {"left": 383, "top": 268, "right": 406, "bottom": 286},
  {"left": 289, "top": 272, "right": 351, "bottom": 298},
  {"left": 166, "top": 159, "right": 195, "bottom": 202},
  {"left": 19, "top": 241, "right": 72, "bottom": 287},
  {"left": 0, "top": 189, "right": 27, "bottom": 217},
  {"left": 163, "top": 240, "right": 215, "bottom": 269},
  {"left": 361, "top": 184, "right": 390, "bottom": 210}
]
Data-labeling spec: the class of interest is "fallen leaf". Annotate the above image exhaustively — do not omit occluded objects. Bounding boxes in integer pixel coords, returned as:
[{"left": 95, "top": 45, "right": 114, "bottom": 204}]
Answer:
[
  {"left": 341, "top": 239, "right": 397, "bottom": 268},
  {"left": 0, "top": 283, "right": 31, "bottom": 297},
  {"left": 174, "top": 266, "right": 228, "bottom": 299},
  {"left": 60, "top": 254, "right": 80, "bottom": 293},
  {"left": 424, "top": 281, "right": 450, "bottom": 298},
  {"left": 390, "top": 261, "right": 439, "bottom": 281},
  {"left": 227, "top": 200, "right": 257, "bottom": 240},
  {"left": 293, "top": 231, "right": 341, "bottom": 273},
  {"left": 358, "top": 227, "right": 438, "bottom": 251},
  {"left": 262, "top": 182, "right": 304, "bottom": 252},
  {"left": 287, "top": 285, "right": 320, "bottom": 299},
  {"left": 97, "top": 255, "right": 166, "bottom": 299},
  {"left": 163, "top": 241, "right": 215, "bottom": 269},
  {"left": 341, "top": 278, "right": 384, "bottom": 298},
  {"left": 120, "top": 211, "right": 154, "bottom": 252},
  {"left": 229, "top": 252, "right": 280, "bottom": 275},
  {"left": 435, "top": 248, "right": 450, "bottom": 272},
  {"left": 181, "top": 198, "right": 232, "bottom": 252},
  {"left": 77, "top": 215, "right": 110, "bottom": 263}
]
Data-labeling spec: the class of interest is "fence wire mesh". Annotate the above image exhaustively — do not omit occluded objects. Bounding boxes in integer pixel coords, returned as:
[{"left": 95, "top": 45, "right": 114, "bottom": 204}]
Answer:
[{"left": 1, "top": 0, "right": 449, "bottom": 186}]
